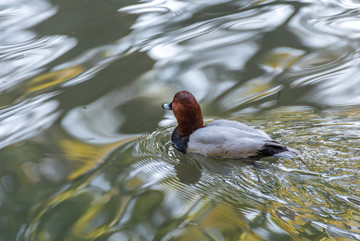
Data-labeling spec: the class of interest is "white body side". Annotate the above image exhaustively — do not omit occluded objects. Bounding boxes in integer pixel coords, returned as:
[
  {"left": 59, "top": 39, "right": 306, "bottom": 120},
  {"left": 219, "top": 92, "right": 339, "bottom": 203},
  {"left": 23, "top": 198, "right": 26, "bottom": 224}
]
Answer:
[{"left": 187, "top": 120, "right": 272, "bottom": 158}]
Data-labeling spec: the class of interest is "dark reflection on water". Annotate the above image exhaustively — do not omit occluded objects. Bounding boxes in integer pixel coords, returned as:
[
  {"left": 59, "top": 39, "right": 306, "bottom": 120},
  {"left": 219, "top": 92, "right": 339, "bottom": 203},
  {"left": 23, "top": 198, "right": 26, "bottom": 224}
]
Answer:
[{"left": 0, "top": 0, "right": 360, "bottom": 240}]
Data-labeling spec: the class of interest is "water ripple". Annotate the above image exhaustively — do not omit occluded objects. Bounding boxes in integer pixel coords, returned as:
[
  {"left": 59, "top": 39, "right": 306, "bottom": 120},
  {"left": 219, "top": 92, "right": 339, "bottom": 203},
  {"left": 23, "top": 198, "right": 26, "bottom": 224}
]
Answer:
[
  {"left": 0, "top": 0, "right": 56, "bottom": 31},
  {"left": 0, "top": 93, "right": 60, "bottom": 149},
  {"left": 291, "top": 2, "right": 360, "bottom": 47},
  {"left": 0, "top": 36, "right": 77, "bottom": 92}
]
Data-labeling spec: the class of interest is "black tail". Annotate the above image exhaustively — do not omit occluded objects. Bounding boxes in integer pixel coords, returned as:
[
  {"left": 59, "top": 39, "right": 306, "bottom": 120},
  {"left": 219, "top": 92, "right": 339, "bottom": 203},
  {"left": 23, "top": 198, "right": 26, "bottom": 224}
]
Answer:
[{"left": 257, "top": 140, "right": 289, "bottom": 157}]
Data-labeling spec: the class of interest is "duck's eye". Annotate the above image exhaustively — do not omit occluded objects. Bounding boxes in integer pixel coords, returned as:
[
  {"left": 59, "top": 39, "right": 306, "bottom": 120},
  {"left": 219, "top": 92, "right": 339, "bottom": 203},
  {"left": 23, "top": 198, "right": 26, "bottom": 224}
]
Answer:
[{"left": 173, "top": 97, "right": 177, "bottom": 102}]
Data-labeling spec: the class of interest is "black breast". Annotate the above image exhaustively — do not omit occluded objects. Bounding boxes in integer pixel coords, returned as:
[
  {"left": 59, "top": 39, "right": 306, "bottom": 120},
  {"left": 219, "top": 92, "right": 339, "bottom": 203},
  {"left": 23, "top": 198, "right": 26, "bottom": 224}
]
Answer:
[{"left": 171, "top": 127, "right": 190, "bottom": 153}]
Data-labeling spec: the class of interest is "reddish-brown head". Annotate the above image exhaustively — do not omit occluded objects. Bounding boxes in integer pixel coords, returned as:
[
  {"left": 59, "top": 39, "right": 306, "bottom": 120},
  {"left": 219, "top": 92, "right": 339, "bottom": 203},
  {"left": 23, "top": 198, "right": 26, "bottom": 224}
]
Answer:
[{"left": 162, "top": 91, "right": 204, "bottom": 135}]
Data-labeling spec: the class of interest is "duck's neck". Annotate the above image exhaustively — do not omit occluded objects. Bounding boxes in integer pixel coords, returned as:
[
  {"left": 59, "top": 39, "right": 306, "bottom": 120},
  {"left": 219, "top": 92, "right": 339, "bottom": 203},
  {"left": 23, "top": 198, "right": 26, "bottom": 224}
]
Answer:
[{"left": 175, "top": 112, "right": 204, "bottom": 136}]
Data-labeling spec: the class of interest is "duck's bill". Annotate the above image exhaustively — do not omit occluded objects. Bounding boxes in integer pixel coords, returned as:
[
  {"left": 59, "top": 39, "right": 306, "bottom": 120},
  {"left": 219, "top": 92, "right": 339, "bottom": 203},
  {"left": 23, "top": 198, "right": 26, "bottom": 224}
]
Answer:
[{"left": 162, "top": 102, "right": 172, "bottom": 110}]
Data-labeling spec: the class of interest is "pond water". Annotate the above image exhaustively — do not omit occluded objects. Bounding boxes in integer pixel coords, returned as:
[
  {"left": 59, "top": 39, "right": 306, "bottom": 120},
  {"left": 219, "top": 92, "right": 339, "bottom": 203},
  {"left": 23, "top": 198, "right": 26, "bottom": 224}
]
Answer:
[{"left": 1, "top": 0, "right": 360, "bottom": 240}]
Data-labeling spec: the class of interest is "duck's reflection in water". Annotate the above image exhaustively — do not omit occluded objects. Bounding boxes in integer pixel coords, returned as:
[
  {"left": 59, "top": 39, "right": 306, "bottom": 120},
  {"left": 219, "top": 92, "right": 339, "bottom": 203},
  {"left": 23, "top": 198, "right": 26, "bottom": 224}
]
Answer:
[{"left": 173, "top": 151, "right": 270, "bottom": 185}]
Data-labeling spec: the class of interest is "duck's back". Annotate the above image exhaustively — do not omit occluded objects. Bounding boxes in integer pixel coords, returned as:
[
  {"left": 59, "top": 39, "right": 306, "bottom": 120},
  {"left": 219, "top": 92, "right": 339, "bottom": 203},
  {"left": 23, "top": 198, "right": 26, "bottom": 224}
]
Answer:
[{"left": 187, "top": 119, "right": 286, "bottom": 158}]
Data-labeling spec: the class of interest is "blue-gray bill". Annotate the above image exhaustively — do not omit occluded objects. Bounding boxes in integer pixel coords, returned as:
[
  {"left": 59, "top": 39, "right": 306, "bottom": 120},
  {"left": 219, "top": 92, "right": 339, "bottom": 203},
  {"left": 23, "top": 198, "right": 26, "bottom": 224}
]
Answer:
[{"left": 162, "top": 102, "right": 172, "bottom": 110}]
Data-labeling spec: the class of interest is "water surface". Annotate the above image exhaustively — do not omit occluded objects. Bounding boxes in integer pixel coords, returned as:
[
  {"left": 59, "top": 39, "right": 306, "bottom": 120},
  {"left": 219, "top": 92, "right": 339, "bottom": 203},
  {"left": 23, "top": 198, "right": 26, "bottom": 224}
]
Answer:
[{"left": 0, "top": 0, "right": 360, "bottom": 240}]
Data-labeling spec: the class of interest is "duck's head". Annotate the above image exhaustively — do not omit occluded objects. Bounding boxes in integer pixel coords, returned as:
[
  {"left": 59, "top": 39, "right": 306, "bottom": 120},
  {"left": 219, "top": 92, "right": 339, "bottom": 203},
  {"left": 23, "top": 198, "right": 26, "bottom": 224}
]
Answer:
[{"left": 162, "top": 91, "right": 204, "bottom": 136}]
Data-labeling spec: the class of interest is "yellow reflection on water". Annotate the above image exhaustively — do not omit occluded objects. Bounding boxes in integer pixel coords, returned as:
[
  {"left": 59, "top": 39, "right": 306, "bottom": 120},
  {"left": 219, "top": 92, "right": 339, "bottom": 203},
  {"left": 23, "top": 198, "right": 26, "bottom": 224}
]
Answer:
[
  {"left": 27, "top": 66, "right": 84, "bottom": 93},
  {"left": 261, "top": 48, "right": 305, "bottom": 70},
  {"left": 60, "top": 137, "right": 137, "bottom": 180},
  {"left": 172, "top": 200, "right": 265, "bottom": 241}
]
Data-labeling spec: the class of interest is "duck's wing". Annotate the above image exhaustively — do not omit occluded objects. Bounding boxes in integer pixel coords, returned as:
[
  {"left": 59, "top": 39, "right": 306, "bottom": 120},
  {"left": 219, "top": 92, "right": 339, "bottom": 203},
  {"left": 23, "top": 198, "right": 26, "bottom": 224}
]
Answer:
[
  {"left": 206, "top": 119, "right": 271, "bottom": 139},
  {"left": 187, "top": 124, "right": 271, "bottom": 158}
]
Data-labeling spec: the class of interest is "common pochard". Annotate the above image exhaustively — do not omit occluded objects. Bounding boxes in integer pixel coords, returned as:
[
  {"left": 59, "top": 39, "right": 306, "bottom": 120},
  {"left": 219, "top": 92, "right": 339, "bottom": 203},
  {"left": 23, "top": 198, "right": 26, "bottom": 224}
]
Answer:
[{"left": 162, "top": 91, "right": 297, "bottom": 158}]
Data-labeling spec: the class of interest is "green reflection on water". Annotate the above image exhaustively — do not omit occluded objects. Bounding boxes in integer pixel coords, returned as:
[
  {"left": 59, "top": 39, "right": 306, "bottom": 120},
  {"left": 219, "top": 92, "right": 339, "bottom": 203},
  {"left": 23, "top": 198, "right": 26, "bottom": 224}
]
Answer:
[{"left": 2, "top": 108, "right": 357, "bottom": 241}]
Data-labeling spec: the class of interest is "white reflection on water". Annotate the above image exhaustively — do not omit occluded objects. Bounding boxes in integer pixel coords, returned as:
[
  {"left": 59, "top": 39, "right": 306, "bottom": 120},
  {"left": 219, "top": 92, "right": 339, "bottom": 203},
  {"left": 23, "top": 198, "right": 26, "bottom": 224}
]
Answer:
[
  {"left": 119, "top": 0, "right": 360, "bottom": 111},
  {"left": 290, "top": 3, "right": 360, "bottom": 47},
  {"left": 61, "top": 85, "right": 166, "bottom": 144},
  {"left": 121, "top": 0, "right": 189, "bottom": 15},
  {"left": 0, "top": 0, "right": 76, "bottom": 91},
  {"left": 0, "top": 36, "right": 77, "bottom": 92},
  {"left": 58, "top": 37, "right": 133, "bottom": 87},
  {"left": 0, "top": 0, "right": 56, "bottom": 31},
  {"left": 309, "top": 65, "right": 360, "bottom": 106},
  {"left": 0, "top": 93, "right": 60, "bottom": 149},
  {"left": 61, "top": 91, "right": 136, "bottom": 144}
]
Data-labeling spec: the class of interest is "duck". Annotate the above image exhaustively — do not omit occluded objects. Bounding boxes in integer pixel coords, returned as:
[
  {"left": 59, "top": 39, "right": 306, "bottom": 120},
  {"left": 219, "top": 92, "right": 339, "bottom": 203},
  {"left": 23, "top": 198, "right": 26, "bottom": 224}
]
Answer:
[{"left": 162, "top": 90, "right": 297, "bottom": 158}]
